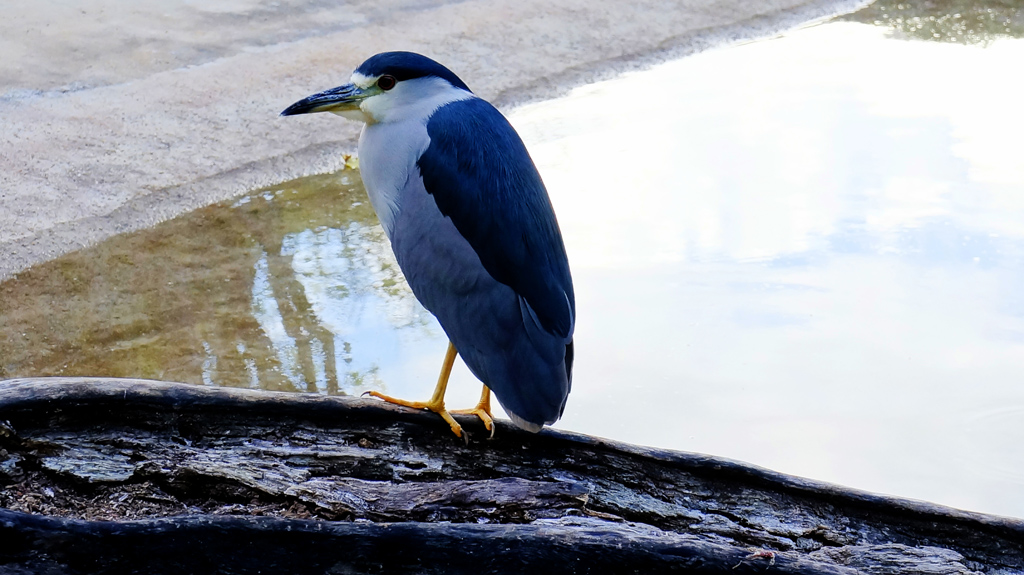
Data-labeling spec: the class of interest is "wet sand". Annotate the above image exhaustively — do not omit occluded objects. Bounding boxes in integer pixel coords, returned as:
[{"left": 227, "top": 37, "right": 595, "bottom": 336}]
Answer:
[{"left": 0, "top": 0, "right": 868, "bottom": 280}]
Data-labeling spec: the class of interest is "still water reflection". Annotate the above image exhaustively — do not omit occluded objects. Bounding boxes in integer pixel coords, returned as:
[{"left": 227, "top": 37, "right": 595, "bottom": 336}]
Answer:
[
  {"left": 508, "top": 17, "right": 1024, "bottom": 519},
  {"left": 3, "top": 10, "right": 1024, "bottom": 518},
  {"left": 0, "top": 173, "right": 437, "bottom": 396}
]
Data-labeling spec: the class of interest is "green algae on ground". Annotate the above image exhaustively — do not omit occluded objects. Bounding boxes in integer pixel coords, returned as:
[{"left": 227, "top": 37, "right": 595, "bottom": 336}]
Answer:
[{"left": 843, "top": 0, "right": 1024, "bottom": 44}]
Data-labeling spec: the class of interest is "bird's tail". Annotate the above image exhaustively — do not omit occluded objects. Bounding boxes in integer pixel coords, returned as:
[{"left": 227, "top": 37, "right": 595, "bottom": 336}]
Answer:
[{"left": 507, "top": 410, "right": 545, "bottom": 433}]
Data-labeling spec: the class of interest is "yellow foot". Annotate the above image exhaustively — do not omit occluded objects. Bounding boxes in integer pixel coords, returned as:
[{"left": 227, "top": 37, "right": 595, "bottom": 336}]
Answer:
[
  {"left": 363, "top": 391, "right": 463, "bottom": 438},
  {"left": 451, "top": 385, "right": 495, "bottom": 438},
  {"left": 450, "top": 406, "right": 494, "bottom": 437}
]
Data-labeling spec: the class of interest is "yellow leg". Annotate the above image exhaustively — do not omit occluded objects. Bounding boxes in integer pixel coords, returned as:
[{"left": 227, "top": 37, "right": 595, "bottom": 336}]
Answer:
[
  {"left": 452, "top": 385, "right": 495, "bottom": 437},
  {"left": 364, "top": 341, "right": 464, "bottom": 437}
]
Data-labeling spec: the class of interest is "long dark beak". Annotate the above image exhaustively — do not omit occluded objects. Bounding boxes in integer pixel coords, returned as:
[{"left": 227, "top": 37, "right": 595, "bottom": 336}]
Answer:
[{"left": 280, "top": 83, "right": 370, "bottom": 116}]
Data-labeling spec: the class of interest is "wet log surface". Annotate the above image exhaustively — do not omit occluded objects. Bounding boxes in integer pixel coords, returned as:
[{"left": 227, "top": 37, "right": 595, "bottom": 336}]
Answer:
[{"left": 1, "top": 377, "right": 1022, "bottom": 575}]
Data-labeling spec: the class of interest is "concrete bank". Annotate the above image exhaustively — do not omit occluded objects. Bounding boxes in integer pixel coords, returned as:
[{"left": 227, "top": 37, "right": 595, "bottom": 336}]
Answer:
[{"left": 0, "top": 0, "right": 867, "bottom": 280}]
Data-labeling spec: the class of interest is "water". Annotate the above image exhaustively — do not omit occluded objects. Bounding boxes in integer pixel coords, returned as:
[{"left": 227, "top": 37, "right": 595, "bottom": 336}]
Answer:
[
  {"left": 0, "top": 172, "right": 436, "bottom": 396},
  {"left": 522, "top": 13, "right": 1024, "bottom": 518},
  {"left": 3, "top": 3, "right": 1024, "bottom": 518}
]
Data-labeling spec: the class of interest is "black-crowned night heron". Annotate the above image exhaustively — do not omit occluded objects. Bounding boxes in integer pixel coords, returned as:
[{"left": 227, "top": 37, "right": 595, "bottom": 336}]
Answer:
[{"left": 282, "top": 52, "right": 574, "bottom": 438}]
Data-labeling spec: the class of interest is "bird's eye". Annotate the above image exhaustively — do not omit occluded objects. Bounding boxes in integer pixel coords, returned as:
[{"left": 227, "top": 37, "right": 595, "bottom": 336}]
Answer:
[{"left": 377, "top": 75, "right": 397, "bottom": 91}]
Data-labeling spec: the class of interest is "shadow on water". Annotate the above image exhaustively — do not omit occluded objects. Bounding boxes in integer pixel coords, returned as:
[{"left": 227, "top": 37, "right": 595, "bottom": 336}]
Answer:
[
  {"left": 0, "top": 170, "right": 433, "bottom": 394},
  {"left": 843, "top": 0, "right": 1024, "bottom": 44}
]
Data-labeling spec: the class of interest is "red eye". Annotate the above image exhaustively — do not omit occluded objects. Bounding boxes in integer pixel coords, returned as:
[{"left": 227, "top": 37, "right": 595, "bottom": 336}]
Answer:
[{"left": 377, "top": 75, "right": 397, "bottom": 91}]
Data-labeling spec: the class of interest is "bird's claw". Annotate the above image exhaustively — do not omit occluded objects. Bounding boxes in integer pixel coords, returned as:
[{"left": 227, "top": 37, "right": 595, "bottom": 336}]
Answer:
[
  {"left": 362, "top": 390, "right": 464, "bottom": 439},
  {"left": 450, "top": 406, "right": 495, "bottom": 439}
]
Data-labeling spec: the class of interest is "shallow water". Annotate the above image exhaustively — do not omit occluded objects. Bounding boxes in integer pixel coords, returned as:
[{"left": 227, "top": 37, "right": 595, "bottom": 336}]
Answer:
[
  {"left": 3, "top": 4, "right": 1024, "bottom": 518},
  {"left": 510, "top": 13, "right": 1024, "bottom": 518},
  {"left": 0, "top": 172, "right": 434, "bottom": 396}
]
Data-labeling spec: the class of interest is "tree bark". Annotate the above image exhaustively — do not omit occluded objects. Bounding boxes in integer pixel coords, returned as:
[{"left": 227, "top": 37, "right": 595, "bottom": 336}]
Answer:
[{"left": 1, "top": 377, "right": 1021, "bottom": 574}]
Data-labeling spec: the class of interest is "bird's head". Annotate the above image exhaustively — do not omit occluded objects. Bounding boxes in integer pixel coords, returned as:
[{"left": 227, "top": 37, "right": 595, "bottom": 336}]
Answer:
[{"left": 281, "top": 51, "right": 474, "bottom": 125}]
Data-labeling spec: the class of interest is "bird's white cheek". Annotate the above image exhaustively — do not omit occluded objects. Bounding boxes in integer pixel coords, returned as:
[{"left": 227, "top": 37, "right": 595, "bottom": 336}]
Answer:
[{"left": 359, "top": 97, "right": 388, "bottom": 124}]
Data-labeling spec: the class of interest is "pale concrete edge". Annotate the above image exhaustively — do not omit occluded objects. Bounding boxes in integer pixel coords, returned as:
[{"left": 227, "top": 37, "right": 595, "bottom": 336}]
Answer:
[
  {"left": 0, "top": 0, "right": 871, "bottom": 283},
  {"left": 3, "top": 375, "right": 1023, "bottom": 530}
]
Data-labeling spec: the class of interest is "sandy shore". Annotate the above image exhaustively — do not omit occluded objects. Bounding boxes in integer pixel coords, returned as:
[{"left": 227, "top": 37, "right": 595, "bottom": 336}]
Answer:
[{"left": 0, "top": 0, "right": 867, "bottom": 280}]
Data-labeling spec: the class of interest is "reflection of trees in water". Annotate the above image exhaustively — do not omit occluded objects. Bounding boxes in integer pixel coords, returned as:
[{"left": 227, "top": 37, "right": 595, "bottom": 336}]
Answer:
[
  {"left": 278, "top": 221, "right": 432, "bottom": 394},
  {"left": 0, "top": 170, "right": 426, "bottom": 395},
  {"left": 845, "top": 0, "right": 1024, "bottom": 44},
  {"left": 195, "top": 171, "right": 427, "bottom": 395}
]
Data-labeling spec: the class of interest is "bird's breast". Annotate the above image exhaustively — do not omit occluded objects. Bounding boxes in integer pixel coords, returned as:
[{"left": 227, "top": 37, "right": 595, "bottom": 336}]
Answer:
[{"left": 358, "top": 120, "right": 431, "bottom": 239}]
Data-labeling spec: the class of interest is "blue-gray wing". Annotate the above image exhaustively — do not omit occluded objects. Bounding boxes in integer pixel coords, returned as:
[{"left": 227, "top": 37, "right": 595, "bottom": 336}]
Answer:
[{"left": 418, "top": 98, "right": 575, "bottom": 342}]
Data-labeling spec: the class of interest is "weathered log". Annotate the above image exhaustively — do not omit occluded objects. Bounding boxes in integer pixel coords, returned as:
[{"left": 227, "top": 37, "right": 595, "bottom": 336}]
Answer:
[{"left": 1, "top": 377, "right": 1021, "bottom": 574}]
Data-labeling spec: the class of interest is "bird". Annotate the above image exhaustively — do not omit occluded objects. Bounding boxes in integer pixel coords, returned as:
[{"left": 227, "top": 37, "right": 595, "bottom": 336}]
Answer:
[{"left": 281, "top": 52, "right": 574, "bottom": 438}]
